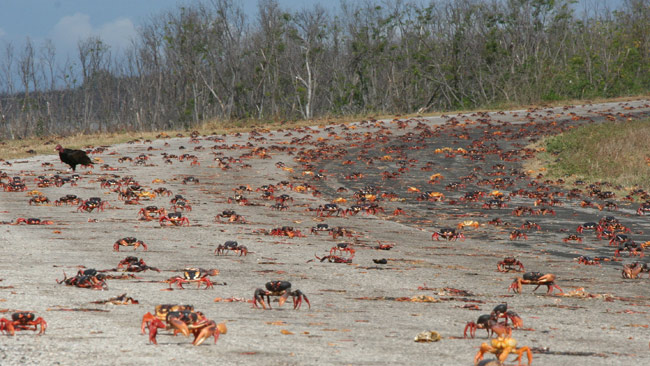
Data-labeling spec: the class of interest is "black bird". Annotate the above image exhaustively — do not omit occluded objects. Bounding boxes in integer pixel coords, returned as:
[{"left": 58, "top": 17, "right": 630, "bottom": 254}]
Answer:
[{"left": 55, "top": 145, "right": 94, "bottom": 171}]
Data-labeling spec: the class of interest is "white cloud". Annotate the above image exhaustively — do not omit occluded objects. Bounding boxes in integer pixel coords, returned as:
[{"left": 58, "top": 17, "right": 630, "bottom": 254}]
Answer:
[
  {"left": 49, "top": 13, "right": 136, "bottom": 58},
  {"left": 97, "top": 17, "right": 136, "bottom": 52},
  {"left": 0, "top": 28, "right": 6, "bottom": 38},
  {"left": 51, "top": 13, "right": 93, "bottom": 53}
]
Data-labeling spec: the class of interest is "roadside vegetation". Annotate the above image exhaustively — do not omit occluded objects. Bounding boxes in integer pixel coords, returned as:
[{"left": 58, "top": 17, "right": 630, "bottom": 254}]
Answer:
[{"left": 529, "top": 118, "right": 650, "bottom": 192}]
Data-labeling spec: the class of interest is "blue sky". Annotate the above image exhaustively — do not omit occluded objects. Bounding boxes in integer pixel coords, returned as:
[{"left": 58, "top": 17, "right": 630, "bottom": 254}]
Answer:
[
  {"left": 0, "top": 0, "right": 332, "bottom": 61},
  {"left": 0, "top": 0, "right": 625, "bottom": 64}
]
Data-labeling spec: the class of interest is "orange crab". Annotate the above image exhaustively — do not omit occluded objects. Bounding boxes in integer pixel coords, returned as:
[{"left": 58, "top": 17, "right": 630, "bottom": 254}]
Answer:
[
  {"left": 474, "top": 334, "right": 532, "bottom": 366},
  {"left": 457, "top": 220, "right": 480, "bottom": 230}
]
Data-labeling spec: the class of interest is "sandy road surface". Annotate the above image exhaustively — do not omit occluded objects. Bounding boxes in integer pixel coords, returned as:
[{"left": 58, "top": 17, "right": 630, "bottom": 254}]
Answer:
[{"left": 1, "top": 100, "right": 650, "bottom": 365}]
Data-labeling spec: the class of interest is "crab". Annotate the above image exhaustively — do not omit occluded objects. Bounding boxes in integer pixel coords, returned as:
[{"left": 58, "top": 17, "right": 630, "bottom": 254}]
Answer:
[
  {"left": 138, "top": 206, "right": 167, "bottom": 221},
  {"left": 117, "top": 256, "right": 160, "bottom": 272},
  {"left": 576, "top": 256, "right": 608, "bottom": 266},
  {"left": 576, "top": 222, "right": 600, "bottom": 233},
  {"left": 511, "top": 206, "right": 534, "bottom": 216},
  {"left": 135, "top": 191, "right": 157, "bottom": 201},
  {"left": 636, "top": 202, "right": 650, "bottom": 216},
  {"left": 77, "top": 197, "right": 108, "bottom": 212},
  {"left": 141, "top": 304, "right": 194, "bottom": 335},
  {"left": 457, "top": 220, "right": 479, "bottom": 230},
  {"left": 464, "top": 314, "right": 496, "bottom": 338},
  {"left": 166, "top": 268, "right": 219, "bottom": 289},
  {"left": 497, "top": 258, "right": 525, "bottom": 272},
  {"left": 147, "top": 310, "right": 226, "bottom": 346},
  {"left": 269, "top": 226, "right": 305, "bottom": 238},
  {"left": 482, "top": 199, "right": 507, "bottom": 209},
  {"left": 114, "top": 237, "right": 148, "bottom": 252},
  {"left": 214, "top": 241, "right": 248, "bottom": 256},
  {"left": 310, "top": 223, "right": 330, "bottom": 234},
  {"left": 252, "top": 281, "right": 310, "bottom": 310},
  {"left": 520, "top": 220, "right": 540, "bottom": 231},
  {"left": 621, "top": 262, "right": 649, "bottom": 279},
  {"left": 362, "top": 203, "right": 385, "bottom": 215},
  {"left": 474, "top": 334, "right": 532, "bottom": 366},
  {"left": 14, "top": 218, "right": 54, "bottom": 225},
  {"left": 425, "top": 191, "right": 445, "bottom": 201},
  {"left": 432, "top": 228, "right": 465, "bottom": 241},
  {"left": 142, "top": 305, "right": 226, "bottom": 346},
  {"left": 615, "top": 241, "right": 644, "bottom": 257},
  {"left": 534, "top": 208, "right": 556, "bottom": 216},
  {"left": 330, "top": 243, "right": 355, "bottom": 258},
  {"left": 153, "top": 187, "right": 173, "bottom": 197},
  {"left": 54, "top": 194, "right": 81, "bottom": 206},
  {"left": 275, "top": 194, "right": 293, "bottom": 203},
  {"left": 609, "top": 234, "right": 631, "bottom": 247},
  {"left": 3, "top": 182, "right": 27, "bottom": 191},
  {"left": 170, "top": 198, "right": 192, "bottom": 212},
  {"left": 56, "top": 269, "right": 108, "bottom": 290},
  {"left": 227, "top": 194, "right": 249, "bottom": 205},
  {"left": 182, "top": 176, "right": 200, "bottom": 185},
  {"left": 270, "top": 203, "right": 289, "bottom": 211},
  {"left": 214, "top": 210, "right": 246, "bottom": 224},
  {"left": 316, "top": 203, "right": 345, "bottom": 217},
  {"left": 28, "top": 195, "right": 50, "bottom": 205},
  {"left": 159, "top": 212, "right": 190, "bottom": 226},
  {"left": 509, "top": 230, "right": 528, "bottom": 240},
  {"left": 330, "top": 226, "right": 355, "bottom": 239},
  {"left": 490, "top": 303, "right": 523, "bottom": 328},
  {"left": 0, "top": 312, "right": 47, "bottom": 336},
  {"left": 563, "top": 234, "right": 582, "bottom": 243},
  {"left": 508, "top": 272, "right": 563, "bottom": 295},
  {"left": 315, "top": 254, "right": 353, "bottom": 263},
  {"left": 464, "top": 304, "right": 523, "bottom": 339}
]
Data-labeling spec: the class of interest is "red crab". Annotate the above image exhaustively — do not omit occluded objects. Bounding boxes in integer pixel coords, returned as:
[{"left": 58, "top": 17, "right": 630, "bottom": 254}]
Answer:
[
  {"left": 214, "top": 241, "right": 248, "bottom": 256},
  {"left": 497, "top": 258, "right": 525, "bottom": 272},
  {"left": 77, "top": 197, "right": 108, "bottom": 212},
  {"left": 14, "top": 218, "right": 54, "bottom": 225},
  {"left": 166, "top": 268, "right": 219, "bottom": 289},
  {"left": 508, "top": 272, "right": 563, "bottom": 295},
  {"left": 142, "top": 305, "right": 226, "bottom": 346},
  {"left": 114, "top": 237, "right": 148, "bottom": 252},
  {"left": 159, "top": 212, "right": 190, "bottom": 226},
  {"left": 0, "top": 312, "right": 47, "bottom": 336},
  {"left": 269, "top": 226, "right": 305, "bottom": 238},
  {"left": 138, "top": 206, "right": 167, "bottom": 221},
  {"left": 432, "top": 228, "right": 465, "bottom": 241}
]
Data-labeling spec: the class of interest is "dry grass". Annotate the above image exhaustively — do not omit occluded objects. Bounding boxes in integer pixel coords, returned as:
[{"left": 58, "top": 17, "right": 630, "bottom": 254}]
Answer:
[
  {"left": 529, "top": 118, "right": 650, "bottom": 193},
  {"left": 1, "top": 95, "right": 648, "bottom": 161}
]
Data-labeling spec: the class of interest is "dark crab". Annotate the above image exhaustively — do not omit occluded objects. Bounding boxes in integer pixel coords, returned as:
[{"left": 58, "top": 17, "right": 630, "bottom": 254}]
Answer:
[{"left": 253, "top": 281, "right": 310, "bottom": 310}]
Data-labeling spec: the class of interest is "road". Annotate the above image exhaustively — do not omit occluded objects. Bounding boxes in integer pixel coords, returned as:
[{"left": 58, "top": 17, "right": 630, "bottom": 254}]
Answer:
[{"left": 1, "top": 99, "right": 649, "bottom": 365}]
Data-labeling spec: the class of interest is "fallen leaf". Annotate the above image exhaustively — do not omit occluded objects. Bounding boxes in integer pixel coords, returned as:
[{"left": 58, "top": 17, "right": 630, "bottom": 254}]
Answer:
[
  {"left": 280, "top": 329, "right": 294, "bottom": 335},
  {"left": 267, "top": 321, "right": 286, "bottom": 326}
]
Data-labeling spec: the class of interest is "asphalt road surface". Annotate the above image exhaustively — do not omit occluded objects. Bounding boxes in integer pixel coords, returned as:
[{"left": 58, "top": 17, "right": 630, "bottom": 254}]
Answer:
[{"left": 1, "top": 99, "right": 650, "bottom": 365}]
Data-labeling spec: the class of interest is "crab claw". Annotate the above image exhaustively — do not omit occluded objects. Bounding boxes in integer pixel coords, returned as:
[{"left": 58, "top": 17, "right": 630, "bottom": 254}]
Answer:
[
  {"left": 147, "top": 318, "right": 166, "bottom": 344},
  {"left": 278, "top": 291, "right": 290, "bottom": 307},
  {"left": 507, "top": 279, "right": 522, "bottom": 293},
  {"left": 504, "top": 311, "right": 523, "bottom": 328},
  {"left": 169, "top": 317, "right": 190, "bottom": 337},
  {"left": 141, "top": 312, "right": 155, "bottom": 334},
  {"left": 291, "top": 290, "right": 310, "bottom": 309},
  {"left": 253, "top": 288, "right": 268, "bottom": 309}
]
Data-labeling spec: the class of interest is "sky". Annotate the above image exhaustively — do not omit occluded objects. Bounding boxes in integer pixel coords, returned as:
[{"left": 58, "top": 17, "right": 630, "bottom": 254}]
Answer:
[
  {"left": 0, "top": 0, "right": 332, "bottom": 63},
  {"left": 0, "top": 0, "right": 625, "bottom": 67}
]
